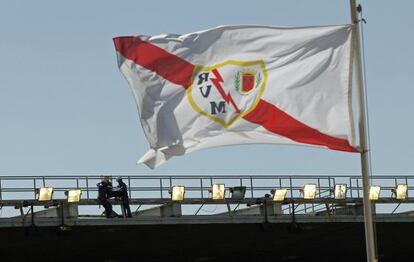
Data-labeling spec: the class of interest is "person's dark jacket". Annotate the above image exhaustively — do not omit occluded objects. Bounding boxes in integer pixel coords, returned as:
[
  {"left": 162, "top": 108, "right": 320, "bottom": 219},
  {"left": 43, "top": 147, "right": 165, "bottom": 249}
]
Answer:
[{"left": 97, "top": 181, "right": 111, "bottom": 202}]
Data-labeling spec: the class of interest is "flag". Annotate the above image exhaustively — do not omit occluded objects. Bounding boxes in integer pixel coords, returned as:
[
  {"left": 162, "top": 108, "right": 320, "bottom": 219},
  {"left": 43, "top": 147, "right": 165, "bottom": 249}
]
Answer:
[{"left": 114, "top": 25, "right": 357, "bottom": 169}]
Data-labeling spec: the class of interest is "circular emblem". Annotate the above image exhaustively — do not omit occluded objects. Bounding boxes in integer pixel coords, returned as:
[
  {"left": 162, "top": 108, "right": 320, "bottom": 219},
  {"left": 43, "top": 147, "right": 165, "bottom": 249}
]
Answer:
[{"left": 187, "top": 60, "right": 268, "bottom": 128}]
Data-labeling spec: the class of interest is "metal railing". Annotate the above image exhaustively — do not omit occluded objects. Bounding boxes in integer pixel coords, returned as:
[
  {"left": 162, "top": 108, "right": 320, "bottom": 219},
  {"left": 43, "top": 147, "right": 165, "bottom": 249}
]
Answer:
[{"left": 0, "top": 174, "right": 413, "bottom": 216}]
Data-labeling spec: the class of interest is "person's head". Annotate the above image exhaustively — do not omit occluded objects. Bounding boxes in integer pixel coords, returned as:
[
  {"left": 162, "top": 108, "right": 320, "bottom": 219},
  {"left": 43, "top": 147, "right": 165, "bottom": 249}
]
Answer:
[
  {"left": 103, "top": 176, "right": 111, "bottom": 183},
  {"left": 116, "top": 176, "right": 123, "bottom": 183}
]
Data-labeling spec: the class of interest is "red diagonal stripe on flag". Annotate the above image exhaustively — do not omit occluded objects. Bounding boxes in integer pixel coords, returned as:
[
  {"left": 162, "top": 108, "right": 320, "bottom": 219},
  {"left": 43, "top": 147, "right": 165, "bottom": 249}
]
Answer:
[
  {"left": 243, "top": 99, "right": 357, "bottom": 152},
  {"left": 114, "top": 37, "right": 357, "bottom": 153},
  {"left": 114, "top": 36, "right": 195, "bottom": 88}
]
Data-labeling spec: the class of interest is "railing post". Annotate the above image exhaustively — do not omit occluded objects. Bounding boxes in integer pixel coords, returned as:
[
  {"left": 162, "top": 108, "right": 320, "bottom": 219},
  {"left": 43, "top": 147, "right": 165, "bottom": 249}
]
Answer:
[
  {"left": 250, "top": 176, "right": 254, "bottom": 198},
  {"left": 357, "top": 179, "right": 360, "bottom": 198},
  {"left": 33, "top": 178, "right": 36, "bottom": 200},
  {"left": 406, "top": 176, "right": 409, "bottom": 197},
  {"left": 200, "top": 179, "right": 204, "bottom": 199},
  {"left": 328, "top": 177, "right": 332, "bottom": 198},
  {"left": 86, "top": 177, "right": 89, "bottom": 200},
  {"left": 318, "top": 178, "right": 321, "bottom": 198},
  {"left": 160, "top": 178, "right": 163, "bottom": 199}
]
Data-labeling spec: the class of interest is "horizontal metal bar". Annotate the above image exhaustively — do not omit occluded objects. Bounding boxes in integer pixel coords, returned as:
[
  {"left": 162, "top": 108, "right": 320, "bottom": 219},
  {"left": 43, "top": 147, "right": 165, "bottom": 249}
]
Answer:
[
  {"left": 0, "top": 174, "right": 413, "bottom": 180},
  {"left": 1, "top": 197, "right": 412, "bottom": 207}
]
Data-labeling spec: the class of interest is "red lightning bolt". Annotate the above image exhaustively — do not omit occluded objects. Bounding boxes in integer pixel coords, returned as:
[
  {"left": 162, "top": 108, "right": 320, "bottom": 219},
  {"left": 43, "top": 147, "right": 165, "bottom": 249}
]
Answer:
[{"left": 210, "top": 68, "right": 241, "bottom": 113}]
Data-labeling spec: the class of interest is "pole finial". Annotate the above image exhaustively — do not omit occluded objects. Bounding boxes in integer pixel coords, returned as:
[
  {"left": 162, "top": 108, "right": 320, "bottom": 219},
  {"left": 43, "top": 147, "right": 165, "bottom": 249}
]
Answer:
[{"left": 357, "top": 4, "right": 362, "bottom": 13}]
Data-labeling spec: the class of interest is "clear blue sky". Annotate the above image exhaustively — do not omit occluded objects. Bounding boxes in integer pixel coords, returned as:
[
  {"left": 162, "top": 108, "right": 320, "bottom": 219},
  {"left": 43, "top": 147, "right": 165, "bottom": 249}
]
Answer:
[{"left": 1, "top": 0, "right": 413, "bottom": 175}]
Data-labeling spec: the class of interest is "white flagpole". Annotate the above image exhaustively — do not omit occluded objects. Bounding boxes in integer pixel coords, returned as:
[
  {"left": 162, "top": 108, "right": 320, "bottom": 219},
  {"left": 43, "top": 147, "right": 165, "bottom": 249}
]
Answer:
[{"left": 349, "top": 1, "right": 377, "bottom": 261}]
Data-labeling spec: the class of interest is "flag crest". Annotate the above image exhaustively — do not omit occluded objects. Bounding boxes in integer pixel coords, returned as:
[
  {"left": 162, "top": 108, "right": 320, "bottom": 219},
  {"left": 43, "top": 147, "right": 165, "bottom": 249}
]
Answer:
[{"left": 188, "top": 60, "right": 267, "bottom": 128}]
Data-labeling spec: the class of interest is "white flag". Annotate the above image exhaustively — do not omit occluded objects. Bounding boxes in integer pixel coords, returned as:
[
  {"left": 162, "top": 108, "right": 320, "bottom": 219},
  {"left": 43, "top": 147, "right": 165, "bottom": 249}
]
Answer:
[{"left": 114, "top": 25, "right": 357, "bottom": 169}]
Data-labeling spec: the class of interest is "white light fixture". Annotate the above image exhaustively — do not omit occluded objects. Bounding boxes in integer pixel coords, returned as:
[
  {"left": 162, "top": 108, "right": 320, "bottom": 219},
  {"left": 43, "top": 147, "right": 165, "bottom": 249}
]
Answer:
[
  {"left": 272, "top": 189, "right": 287, "bottom": 201},
  {"left": 369, "top": 185, "right": 381, "bottom": 200},
  {"left": 66, "top": 189, "right": 82, "bottom": 203},
  {"left": 302, "top": 184, "right": 317, "bottom": 200},
  {"left": 334, "top": 184, "right": 347, "bottom": 200},
  {"left": 211, "top": 184, "right": 225, "bottom": 200},
  {"left": 395, "top": 184, "right": 408, "bottom": 200},
  {"left": 170, "top": 185, "right": 185, "bottom": 201},
  {"left": 37, "top": 187, "right": 54, "bottom": 201}
]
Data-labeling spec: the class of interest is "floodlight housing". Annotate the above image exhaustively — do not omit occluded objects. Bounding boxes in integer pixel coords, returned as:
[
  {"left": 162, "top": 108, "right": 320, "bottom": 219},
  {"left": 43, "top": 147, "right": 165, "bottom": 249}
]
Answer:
[
  {"left": 37, "top": 187, "right": 54, "bottom": 201},
  {"left": 170, "top": 185, "right": 185, "bottom": 201},
  {"left": 369, "top": 185, "right": 381, "bottom": 200},
  {"left": 211, "top": 184, "right": 225, "bottom": 200},
  {"left": 66, "top": 189, "right": 82, "bottom": 203},
  {"left": 272, "top": 189, "right": 287, "bottom": 201},
  {"left": 230, "top": 186, "right": 246, "bottom": 200},
  {"left": 334, "top": 184, "right": 347, "bottom": 200},
  {"left": 302, "top": 184, "right": 317, "bottom": 200},
  {"left": 395, "top": 184, "right": 408, "bottom": 200}
]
